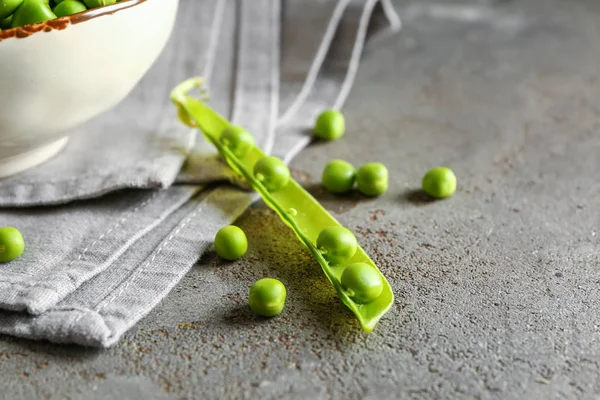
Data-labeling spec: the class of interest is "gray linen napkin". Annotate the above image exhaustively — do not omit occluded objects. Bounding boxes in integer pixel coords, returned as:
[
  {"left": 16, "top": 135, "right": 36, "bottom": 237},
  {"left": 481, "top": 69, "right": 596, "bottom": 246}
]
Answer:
[{"left": 0, "top": 0, "right": 400, "bottom": 347}]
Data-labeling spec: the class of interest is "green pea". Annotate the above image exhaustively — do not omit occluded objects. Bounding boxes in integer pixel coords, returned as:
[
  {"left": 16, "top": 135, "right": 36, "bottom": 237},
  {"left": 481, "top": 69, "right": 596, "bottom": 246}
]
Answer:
[
  {"left": 253, "top": 156, "right": 290, "bottom": 192},
  {"left": 356, "top": 162, "right": 388, "bottom": 197},
  {"left": 82, "top": 0, "right": 115, "bottom": 8},
  {"left": 422, "top": 166, "right": 457, "bottom": 199},
  {"left": 321, "top": 159, "right": 356, "bottom": 194},
  {"left": 248, "top": 278, "right": 286, "bottom": 317},
  {"left": 220, "top": 125, "right": 255, "bottom": 158},
  {"left": 0, "top": 227, "right": 25, "bottom": 263},
  {"left": 316, "top": 226, "right": 358, "bottom": 265},
  {"left": 341, "top": 262, "right": 383, "bottom": 304},
  {"left": 214, "top": 225, "right": 247, "bottom": 261},
  {"left": 313, "top": 109, "right": 345, "bottom": 141},
  {"left": 53, "top": 0, "right": 86, "bottom": 16},
  {"left": 0, "top": 0, "right": 23, "bottom": 19},
  {"left": 11, "top": 0, "right": 56, "bottom": 28}
]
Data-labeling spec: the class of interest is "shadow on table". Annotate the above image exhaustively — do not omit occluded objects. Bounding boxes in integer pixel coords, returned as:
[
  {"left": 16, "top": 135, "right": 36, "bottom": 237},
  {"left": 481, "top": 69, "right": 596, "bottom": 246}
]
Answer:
[
  {"left": 303, "top": 183, "right": 367, "bottom": 215},
  {"left": 206, "top": 209, "right": 366, "bottom": 346},
  {"left": 305, "top": 184, "right": 440, "bottom": 210},
  {"left": 0, "top": 334, "right": 102, "bottom": 358},
  {"left": 398, "top": 188, "right": 437, "bottom": 206}
]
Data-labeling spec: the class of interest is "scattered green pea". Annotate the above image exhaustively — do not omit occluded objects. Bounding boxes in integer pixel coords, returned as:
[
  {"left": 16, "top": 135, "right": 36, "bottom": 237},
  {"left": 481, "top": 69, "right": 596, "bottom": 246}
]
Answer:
[
  {"left": 316, "top": 226, "right": 358, "bottom": 265},
  {"left": 220, "top": 125, "right": 255, "bottom": 158},
  {"left": 341, "top": 262, "right": 383, "bottom": 304},
  {"left": 248, "top": 278, "right": 286, "bottom": 317},
  {"left": 0, "top": 226, "right": 25, "bottom": 263},
  {"left": 10, "top": 0, "right": 56, "bottom": 28},
  {"left": 253, "top": 156, "right": 290, "bottom": 192},
  {"left": 53, "top": 0, "right": 86, "bottom": 17},
  {"left": 422, "top": 166, "right": 457, "bottom": 199},
  {"left": 313, "top": 109, "right": 345, "bottom": 141},
  {"left": 214, "top": 225, "right": 248, "bottom": 261},
  {"left": 322, "top": 159, "right": 356, "bottom": 194},
  {"left": 356, "top": 162, "right": 388, "bottom": 197}
]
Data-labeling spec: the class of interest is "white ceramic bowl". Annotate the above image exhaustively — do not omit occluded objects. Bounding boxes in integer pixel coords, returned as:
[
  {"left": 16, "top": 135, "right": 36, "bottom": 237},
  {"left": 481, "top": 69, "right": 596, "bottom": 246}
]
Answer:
[{"left": 0, "top": 0, "right": 179, "bottom": 178}]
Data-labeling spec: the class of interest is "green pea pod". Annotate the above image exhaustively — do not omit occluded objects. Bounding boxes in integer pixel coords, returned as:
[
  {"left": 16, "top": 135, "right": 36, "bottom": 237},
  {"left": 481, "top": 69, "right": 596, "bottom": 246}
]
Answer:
[
  {"left": 171, "top": 78, "right": 394, "bottom": 332},
  {"left": 10, "top": 0, "right": 56, "bottom": 28},
  {"left": 0, "top": 0, "right": 23, "bottom": 20}
]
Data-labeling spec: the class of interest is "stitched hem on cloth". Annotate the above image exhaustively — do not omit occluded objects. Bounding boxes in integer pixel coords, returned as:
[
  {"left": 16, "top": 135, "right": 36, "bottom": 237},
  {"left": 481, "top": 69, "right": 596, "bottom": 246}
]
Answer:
[{"left": 0, "top": 187, "right": 201, "bottom": 314}]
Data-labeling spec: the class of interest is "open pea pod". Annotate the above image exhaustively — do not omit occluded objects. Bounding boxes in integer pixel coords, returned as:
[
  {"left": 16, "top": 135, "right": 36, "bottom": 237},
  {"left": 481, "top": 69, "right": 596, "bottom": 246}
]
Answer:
[{"left": 171, "top": 78, "right": 393, "bottom": 332}]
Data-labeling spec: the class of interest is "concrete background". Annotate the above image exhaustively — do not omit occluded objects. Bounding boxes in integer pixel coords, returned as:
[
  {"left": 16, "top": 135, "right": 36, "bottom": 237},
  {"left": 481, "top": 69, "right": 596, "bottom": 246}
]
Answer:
[{"left": 1, "top": 0, "right": 599, "bottom": 398}]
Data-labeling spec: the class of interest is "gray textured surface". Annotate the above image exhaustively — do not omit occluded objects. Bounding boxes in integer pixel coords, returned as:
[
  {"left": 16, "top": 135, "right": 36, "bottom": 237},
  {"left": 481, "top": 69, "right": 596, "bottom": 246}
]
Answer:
[{"left": 1, "top": 0, "right": 599, "bottom": 398}]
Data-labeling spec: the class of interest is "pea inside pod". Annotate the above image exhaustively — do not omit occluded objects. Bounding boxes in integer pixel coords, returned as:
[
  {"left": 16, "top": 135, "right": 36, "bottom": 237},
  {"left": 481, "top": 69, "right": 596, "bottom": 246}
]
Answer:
[
  {"left": 253, "top": 156, "right": 291, "bottom": 192},
  {"left": 341, "top": 262, "right": 383, "bottom": 304},
  {"left": 220, "top": 125, "right": 255, "bottom": 158},
  {"left": 316, "top": 226, "right": 358, "bottom": 265}
]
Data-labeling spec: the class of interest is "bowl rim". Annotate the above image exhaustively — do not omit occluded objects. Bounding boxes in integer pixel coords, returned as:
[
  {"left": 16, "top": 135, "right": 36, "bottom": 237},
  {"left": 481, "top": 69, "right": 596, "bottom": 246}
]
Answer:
[{"left": 0, "top": 0, "right": 147, "bottom": 42}]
